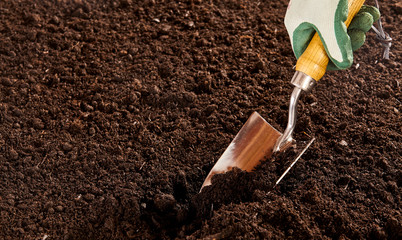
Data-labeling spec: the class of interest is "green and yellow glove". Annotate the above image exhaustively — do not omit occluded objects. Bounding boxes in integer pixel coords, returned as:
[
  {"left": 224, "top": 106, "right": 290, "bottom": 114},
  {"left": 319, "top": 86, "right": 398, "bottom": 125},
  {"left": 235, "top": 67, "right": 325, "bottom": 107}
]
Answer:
[{"left": 285, "top": 0, "right": 380, "bottom": 70}]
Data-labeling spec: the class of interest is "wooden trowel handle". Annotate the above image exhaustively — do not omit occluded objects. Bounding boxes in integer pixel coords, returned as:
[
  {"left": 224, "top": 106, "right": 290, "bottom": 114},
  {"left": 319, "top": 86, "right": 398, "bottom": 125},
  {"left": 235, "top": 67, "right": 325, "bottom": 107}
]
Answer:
[{"left": 295, "top": 0, "right": 365, "bottom": 81}]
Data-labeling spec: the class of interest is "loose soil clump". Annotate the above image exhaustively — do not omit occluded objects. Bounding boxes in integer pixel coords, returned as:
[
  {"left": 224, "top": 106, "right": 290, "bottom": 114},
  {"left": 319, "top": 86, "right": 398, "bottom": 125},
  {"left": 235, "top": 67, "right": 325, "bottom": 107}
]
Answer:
[{"left": 0, "top": 0, "right": 400, "bottom": 239}]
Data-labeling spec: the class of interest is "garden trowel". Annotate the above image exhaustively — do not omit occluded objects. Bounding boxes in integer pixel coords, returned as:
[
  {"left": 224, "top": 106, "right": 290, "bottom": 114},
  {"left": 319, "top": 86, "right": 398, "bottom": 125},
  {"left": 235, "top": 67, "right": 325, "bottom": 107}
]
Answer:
[{"left": 201, "top": 0, "right": 365, "bottom": 190}]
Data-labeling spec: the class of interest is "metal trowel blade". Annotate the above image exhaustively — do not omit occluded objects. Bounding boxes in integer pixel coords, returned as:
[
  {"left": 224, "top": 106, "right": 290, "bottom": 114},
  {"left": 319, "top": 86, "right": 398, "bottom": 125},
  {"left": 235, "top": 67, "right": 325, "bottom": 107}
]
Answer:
[{"left": 200, "top": 111, "right": 292, "bottom": 190}]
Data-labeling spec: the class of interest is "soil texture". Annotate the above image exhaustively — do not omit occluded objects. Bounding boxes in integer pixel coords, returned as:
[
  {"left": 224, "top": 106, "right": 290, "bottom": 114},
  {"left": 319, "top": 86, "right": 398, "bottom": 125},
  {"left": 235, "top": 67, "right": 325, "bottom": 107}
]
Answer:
[{"left": 0, "top": 0, "right": 401, "bottom": 239}]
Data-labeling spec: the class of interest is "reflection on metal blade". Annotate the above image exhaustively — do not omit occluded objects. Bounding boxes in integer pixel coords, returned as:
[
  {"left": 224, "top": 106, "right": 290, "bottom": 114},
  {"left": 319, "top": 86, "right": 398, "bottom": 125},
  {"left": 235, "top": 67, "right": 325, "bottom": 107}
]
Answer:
[{"left": 200, "top": 112, "right": 293, "bottom": 190}]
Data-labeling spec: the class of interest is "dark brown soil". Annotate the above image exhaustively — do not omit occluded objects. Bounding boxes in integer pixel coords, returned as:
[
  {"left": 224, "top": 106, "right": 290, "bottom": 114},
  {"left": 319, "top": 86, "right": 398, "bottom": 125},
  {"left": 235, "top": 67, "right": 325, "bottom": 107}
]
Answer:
[{"left": 0, "top": 0, "right": 400, "bottom": 239}]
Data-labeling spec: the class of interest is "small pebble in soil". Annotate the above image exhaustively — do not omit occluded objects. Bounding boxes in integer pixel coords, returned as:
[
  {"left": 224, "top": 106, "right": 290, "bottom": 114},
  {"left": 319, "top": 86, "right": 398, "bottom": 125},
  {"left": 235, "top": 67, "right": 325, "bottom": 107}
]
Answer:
[
  {"left": 159, "top": 24, "right": 172, "bottom": 35},
  {"left": 49, "top": 16, "right": 60, "bottom": 25},
  {"left": 84, "top": 193, "right": 95, "bottom": 201},
  {"left": 376, "top": 62, "right": 387, "bottom": 71},
  {"left": 89, "top": 127, "right": 96, "bottom": 135},
  {"left": 55, "top": 206, "right": 64, "bottom": 212},
  {"left": 75, "top": 194, "right": 82, "bottom": 201},
  {"left": 339, "top": 140, "right": 348, "bottom": 146},
  {"left": 149, "top": 86, "right": 161, "bottom": 95},
  {"left": 32, "top": 118, "right": 44, "bottom": 129},
  {"left": 187, "top": 21, "right": 195, "bottom": 28},
  {"left": 9, "top": 149, "right": 19, "bottom": 160},
  {"left": 62, "top": 142, "right": 73, "bottom": 152}
]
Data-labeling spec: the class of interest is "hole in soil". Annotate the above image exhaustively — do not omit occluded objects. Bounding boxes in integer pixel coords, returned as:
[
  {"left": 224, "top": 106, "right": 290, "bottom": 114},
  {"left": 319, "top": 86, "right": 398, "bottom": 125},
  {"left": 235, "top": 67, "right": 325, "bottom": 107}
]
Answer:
[{"left": 173, "top": 170, "right": 189, "bottom": 202}]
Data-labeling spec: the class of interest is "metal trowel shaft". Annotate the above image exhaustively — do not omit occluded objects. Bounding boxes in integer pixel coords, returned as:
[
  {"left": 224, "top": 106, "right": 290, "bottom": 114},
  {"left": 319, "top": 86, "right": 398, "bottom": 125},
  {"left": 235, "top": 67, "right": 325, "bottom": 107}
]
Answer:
[{"left": 273, "top": 71, "right": 316, "bottom": 152}]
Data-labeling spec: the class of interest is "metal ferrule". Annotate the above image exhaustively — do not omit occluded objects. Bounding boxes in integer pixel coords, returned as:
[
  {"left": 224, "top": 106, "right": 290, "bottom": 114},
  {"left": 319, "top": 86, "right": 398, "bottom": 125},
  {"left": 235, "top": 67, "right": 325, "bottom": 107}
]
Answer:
[{"left": 290, "top": 71, "right": 316, "bottom": 92}]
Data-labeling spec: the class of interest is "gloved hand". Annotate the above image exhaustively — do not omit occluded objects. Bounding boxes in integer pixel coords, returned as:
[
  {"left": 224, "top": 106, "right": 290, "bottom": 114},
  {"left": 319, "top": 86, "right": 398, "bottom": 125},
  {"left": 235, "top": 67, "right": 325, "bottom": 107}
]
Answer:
[{"left": 285, "top": 0, "right": 380, "bottom": 70}]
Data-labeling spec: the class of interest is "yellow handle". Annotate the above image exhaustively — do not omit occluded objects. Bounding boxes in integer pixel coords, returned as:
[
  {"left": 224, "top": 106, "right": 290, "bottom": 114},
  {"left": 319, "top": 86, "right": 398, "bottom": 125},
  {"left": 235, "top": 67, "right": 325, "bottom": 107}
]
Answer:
[{"left": 295, "top": 0, "right": 365, "bottom": 81}]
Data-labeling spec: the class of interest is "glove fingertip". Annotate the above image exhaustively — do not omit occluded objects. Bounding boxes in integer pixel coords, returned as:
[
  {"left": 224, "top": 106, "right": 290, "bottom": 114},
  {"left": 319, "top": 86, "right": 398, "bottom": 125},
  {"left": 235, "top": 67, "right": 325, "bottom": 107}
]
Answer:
[
  {"left": 360, "top": 5, "right": 380, "bottom": 22},
  {"left": 348, "top": 29, "right": 366, "bottom": 51},
  {"left": 349, "top": 12, "right": 374, "bottom": 33}
]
